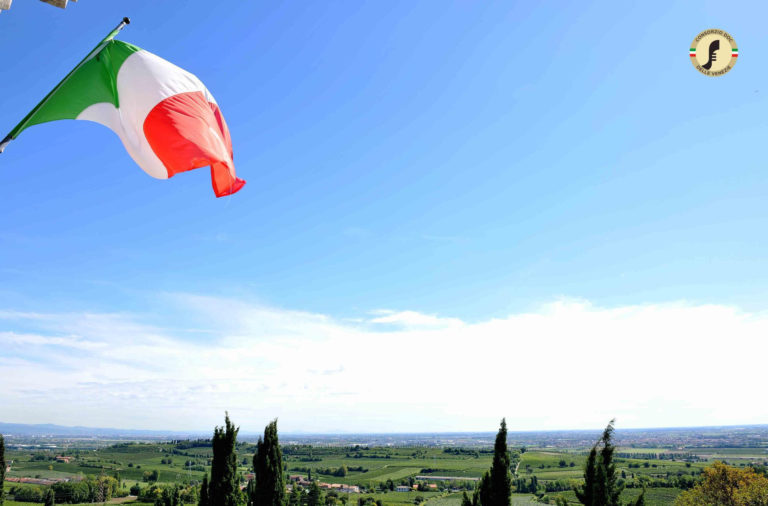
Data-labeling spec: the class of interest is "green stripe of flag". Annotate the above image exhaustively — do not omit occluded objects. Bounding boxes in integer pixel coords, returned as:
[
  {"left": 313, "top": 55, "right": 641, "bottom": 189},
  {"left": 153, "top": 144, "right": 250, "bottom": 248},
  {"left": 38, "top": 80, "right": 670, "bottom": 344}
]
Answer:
[{"left": 4, "top": 20, "right": 137, "bottom": 142}]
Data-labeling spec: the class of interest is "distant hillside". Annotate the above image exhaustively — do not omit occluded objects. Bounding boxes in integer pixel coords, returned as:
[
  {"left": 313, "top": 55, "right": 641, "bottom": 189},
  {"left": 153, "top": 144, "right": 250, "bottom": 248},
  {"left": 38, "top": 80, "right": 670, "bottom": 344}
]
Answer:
[
  {"left": 2, "top": 421, "right": 767, "bottom": 449},
  {"left": 0, "top": 421, "right": 198, "bottom": 438}
]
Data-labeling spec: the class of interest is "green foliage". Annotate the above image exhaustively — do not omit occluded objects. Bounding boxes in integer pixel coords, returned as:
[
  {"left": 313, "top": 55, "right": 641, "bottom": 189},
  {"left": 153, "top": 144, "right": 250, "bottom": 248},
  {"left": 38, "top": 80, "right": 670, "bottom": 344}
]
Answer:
[
  {"left": 574, "top": 420, "right": 646, "bottom": 506},
  {"left": 0, "top": 434, "right": 4, "bottom": 506},
  {"left": 475, "top": 419, "right": 512, "bottom": 506},
  {"left": 199, "top": 473, "right": 209, "bottom": 506},
  {"left": 514, "top": 476, "right": 539, "bottom": 494},
  {"left": 43, "top": 487, "right": 54, "bottom": 506},
  {"left": 9, "top": 485, "right": 44, "bottom": 503},
  {"left": 308, "top": 481, "right": 323, "bottom": 506},
  {"left": 158, "top": 484, "right": 183, "bottom": 506},
  {"left": 674, "top": 461, "right": 768, "bottom": 506},
  {"left": 139, "top": 483, "right": 164, "bottom": 503},
  {"left": 252, "top": 419, "right": 286, "bottom": 506},
  {"left": 489, "top": 419, "right": 512, "bottom": 506},
  {"left": 209, "top": 413, "right": 242, "bottom": 506},
  {"left": 289, "top": 484, "right": 302, "bottom": 506},
  {"left": 0, "top": 428, "right": 715, "bottom": 506},
  {"left": 476, "top": 471, "right": 489, "bottom": 506},
  {"left": 50, "top": 475, "right": 118, "bottom": 504}
]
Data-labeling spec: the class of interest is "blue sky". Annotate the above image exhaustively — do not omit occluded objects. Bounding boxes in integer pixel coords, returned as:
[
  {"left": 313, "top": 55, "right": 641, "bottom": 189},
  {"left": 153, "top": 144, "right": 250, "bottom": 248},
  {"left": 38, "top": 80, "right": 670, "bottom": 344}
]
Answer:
[{"left": 1, "top": 1, "right": 767, "bottom": 433}]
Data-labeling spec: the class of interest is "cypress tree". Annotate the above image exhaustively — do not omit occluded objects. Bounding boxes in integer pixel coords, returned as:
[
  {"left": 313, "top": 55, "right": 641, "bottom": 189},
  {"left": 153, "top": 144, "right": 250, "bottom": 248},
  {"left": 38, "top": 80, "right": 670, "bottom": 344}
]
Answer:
[
  {"left": 0, "top": 434, "right": 5, "bottom": 506},
  {"left": 44, "top": 488, "right": 55, "bottom": 506},
  {"left": 574, "top": 420, "right": 644, "bottom": 506},
  {"left": 199, "top": 473, "right": 210, "bottom": 506},
  {"left": 596, "top": 422, "right": 621, "bottom": 506},
  {"left": 488, "top": 419, "right": 512, "bottom": 506},
  {"left": 461, "top": 491, "right": 472, "bottom": 506},
  {"left": 246, "top": 479, "right": 257, "bottom": 506},
  {"left": 476, "top": 471, "right": 491, "bottom": 506},
  {"left": 252, "top": 419, "right": 286, "bottom": 506},
  {"left": 209, "top": 413, "right": 241, "bottom": 506},
  {"left": 575, "top": 447, "right": 597, "bottom": 505},
  {"left": 475, "top": 419, "right": 512, "bottom": 506}
]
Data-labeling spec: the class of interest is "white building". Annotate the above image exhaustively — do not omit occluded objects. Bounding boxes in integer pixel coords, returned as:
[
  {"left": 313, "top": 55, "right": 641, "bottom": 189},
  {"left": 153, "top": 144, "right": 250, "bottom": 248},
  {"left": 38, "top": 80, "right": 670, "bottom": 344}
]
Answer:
[{"left": 1, "top": 0, "right": 79, "bottom": 15}]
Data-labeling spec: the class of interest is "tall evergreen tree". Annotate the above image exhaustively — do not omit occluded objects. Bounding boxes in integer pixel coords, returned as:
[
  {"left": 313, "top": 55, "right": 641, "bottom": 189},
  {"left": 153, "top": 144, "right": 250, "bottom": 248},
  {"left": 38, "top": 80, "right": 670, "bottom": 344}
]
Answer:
[
  {"left": 476, "top": 471, "right": 490, "bottom": 506},
  {"left": 488, "top": 419, "right": 512, "bottom": 506},
  {"left": 575, "top": 447, "right": 598, "bottom": 505},
  {"left": 199, "top": 474, "right": 210, "bottom": 506},
  {"left": 0, "top": 434, "right": 5, "bottom": 506},
  {"left": 475, "top": 419, "right": 512, "bottom": 506},
  {"left": 574, "top": 420, "right": 645, "bottom": 506},
  {"left": 246, "top": 479, "right": 257, "bottom": 506},
  {"left": 209, "top": 413, "right": 242, "bottom": 506},
  {"left": 251, "top": 419, "right": 286, "bottom": 506},
  {"left": 44, "top": 488, "right": 55, "bottom": 506}
]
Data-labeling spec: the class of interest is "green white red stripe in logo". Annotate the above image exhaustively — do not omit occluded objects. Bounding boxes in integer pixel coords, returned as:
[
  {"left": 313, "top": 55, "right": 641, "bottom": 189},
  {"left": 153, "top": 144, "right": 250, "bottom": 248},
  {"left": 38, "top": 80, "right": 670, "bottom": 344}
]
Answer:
[
  {"left": 689, "top": 47, "right": 739, "bottom": 59},
  {"left": 2, "top": 38, "right": 244, "bottom": 197}
]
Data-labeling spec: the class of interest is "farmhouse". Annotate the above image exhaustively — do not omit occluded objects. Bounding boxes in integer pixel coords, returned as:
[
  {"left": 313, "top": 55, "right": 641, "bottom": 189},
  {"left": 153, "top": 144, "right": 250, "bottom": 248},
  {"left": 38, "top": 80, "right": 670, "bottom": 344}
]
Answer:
[
  {"left": 395, "top": 485, "right": 410, "bottom": 492},
  {"left": 6, "top": 477, "right": 57, "bottom": 486},
  {"left": 285, "top": 476, "right": 359, "bottom": 493}
]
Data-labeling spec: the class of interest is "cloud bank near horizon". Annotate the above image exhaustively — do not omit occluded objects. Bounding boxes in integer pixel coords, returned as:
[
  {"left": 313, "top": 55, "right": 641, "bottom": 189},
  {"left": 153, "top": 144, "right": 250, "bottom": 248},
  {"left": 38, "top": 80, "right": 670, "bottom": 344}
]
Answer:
[{"left": 0, "top": 295, "right": 765, "bottom": 433}]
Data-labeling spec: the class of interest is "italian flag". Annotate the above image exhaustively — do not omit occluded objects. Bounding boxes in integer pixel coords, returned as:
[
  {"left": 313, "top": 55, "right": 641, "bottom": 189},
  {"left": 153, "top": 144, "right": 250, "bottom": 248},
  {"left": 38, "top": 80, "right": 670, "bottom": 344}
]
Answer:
[{"left": 0, "top": 19, "right": 245, "bottom": 197}]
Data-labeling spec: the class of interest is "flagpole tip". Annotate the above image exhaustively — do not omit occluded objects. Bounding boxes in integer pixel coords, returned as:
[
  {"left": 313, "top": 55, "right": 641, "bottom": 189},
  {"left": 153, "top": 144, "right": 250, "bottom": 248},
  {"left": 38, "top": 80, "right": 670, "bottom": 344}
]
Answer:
[{"left": 123, "top": 17, "right": 130, "bottom": 24}]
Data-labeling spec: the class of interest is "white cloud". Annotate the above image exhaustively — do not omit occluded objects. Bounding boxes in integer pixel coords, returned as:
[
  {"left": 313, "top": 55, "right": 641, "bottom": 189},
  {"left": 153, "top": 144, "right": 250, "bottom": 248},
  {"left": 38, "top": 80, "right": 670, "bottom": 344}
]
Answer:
[
  {"left": 369, "top": 309, "right": 464, "bottom": 329},
  {"left": 0, "top": 296, "right": 766, "bottom": 433}
]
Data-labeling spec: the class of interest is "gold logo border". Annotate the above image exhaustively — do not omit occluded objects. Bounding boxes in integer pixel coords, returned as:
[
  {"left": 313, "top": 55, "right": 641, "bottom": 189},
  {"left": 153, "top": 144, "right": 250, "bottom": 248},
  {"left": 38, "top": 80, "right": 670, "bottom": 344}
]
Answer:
[{"left": 690, "top": 29, "right": 738, "bottom": 77}]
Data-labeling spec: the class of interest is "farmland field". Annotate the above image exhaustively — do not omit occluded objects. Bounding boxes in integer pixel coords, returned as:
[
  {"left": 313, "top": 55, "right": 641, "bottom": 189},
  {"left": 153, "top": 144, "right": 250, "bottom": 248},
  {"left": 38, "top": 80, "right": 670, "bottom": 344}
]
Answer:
[
  {"left": 552, "top": 488, "right": 682, "bottom": 505},
  {"left": 4, "top": 431, "right": 768, "bottom": 505}
]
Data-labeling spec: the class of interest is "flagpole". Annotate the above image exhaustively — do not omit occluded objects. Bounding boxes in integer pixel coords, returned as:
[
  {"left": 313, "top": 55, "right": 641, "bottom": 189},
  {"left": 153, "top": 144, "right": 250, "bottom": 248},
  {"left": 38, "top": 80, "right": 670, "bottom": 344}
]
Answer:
[{"left": 0, "top": 17, "right": 131, "bottom": 153}]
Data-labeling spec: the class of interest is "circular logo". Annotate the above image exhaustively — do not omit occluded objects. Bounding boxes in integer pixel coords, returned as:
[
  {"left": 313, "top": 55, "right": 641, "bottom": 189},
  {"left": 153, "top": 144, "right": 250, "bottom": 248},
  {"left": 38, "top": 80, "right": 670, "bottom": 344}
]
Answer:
[{"left": 690, "top": 29, "right": 738, "bottom": 76}]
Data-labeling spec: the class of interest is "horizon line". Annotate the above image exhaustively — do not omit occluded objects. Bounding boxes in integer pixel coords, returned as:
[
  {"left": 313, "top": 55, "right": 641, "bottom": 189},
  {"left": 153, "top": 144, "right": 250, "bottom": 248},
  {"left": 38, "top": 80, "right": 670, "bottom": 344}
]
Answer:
[{"left": 3, "top": 420, "right": 768, "bottom": 437}]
